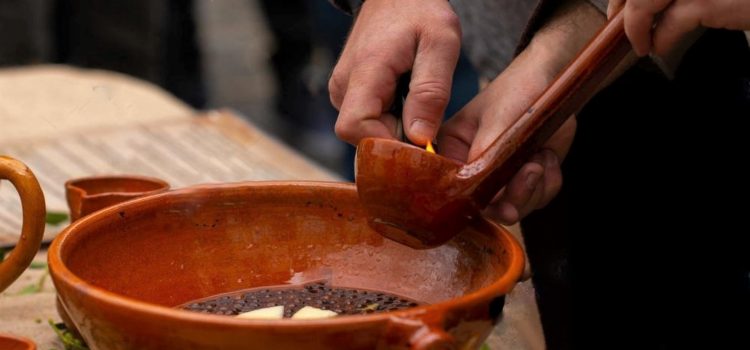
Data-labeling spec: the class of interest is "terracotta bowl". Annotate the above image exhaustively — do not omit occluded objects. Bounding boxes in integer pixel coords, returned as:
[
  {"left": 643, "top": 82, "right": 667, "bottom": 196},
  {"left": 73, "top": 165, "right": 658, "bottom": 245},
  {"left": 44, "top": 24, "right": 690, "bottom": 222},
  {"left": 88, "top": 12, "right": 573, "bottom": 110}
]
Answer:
[
  {"left": 48, "top": 182, "right": 524, "bottom": 350},
  {"left": 0, "top": 334, "right": 36, "bottom": 350}
]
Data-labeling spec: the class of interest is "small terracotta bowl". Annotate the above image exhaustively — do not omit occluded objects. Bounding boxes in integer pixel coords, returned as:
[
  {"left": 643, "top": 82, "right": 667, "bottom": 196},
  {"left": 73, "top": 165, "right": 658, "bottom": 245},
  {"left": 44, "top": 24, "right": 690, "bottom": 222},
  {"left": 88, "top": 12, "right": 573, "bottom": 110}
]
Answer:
[
  {"left": 65, "top": 175, "right": 169, "bottom": 222},
  {"left": 49, "top": 182, "right": 524, "bottom": 350},
  {"left": 0, "top": 334, "right": 36, "bottom": 350}
]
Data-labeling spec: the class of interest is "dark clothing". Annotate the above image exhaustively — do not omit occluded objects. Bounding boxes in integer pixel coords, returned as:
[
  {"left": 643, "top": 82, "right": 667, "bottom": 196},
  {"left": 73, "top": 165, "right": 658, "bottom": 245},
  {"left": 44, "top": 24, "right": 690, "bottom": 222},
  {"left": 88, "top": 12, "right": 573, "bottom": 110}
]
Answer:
[
  {"left": 524, "top": 28, "right": 750, "bottom": 348},
  {"left": 331, "top": 1, "right": 750, "bottom": 348},
  {"left": 0, "top": 0, "right": 205, "bottom": 108},
  {"left": 331, "top": 0, "right": 608, "bottom": 80}
]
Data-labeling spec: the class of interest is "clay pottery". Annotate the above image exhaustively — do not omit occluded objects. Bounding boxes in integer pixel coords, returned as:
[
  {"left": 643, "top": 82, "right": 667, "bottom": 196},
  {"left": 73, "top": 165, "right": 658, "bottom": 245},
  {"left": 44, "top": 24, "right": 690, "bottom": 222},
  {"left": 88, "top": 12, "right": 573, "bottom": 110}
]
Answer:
[
  {"left": 0, "top": 334, "right": 36, "bottom": 350},
  {"left": 65, "top": 175, "right": 169, "bottom": 222},
  {"left": 49, "top": 181, "right": 524, "bottom": 349},
  {"left": 0, "top": 156, "right": 45, "bottom": 292},
  {"left": 57, "top": 175, "right": 171, "bottom": 337},
  {"left": 0, "top": 157, "right": 45, "bottom": 350},
  {"left": 355, "top": 9, "right": 632, "bottom": 248}
]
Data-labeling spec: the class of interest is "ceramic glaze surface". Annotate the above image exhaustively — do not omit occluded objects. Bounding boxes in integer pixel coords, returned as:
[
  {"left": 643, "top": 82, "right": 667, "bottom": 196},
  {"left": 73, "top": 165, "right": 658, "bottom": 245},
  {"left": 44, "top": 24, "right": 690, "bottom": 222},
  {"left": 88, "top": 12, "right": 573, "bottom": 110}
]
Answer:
[
  {"left": 0, "top": 156, "right": 45, "bottom": 292},
  {"left": 355, "top": 10, "right": 631, "bottom": 249},
  {"left": 49, "top": 182, "right": 524, "bottom": 350},
  {"left": 0, "top": 334, "right": 36, "bottom": 350}
]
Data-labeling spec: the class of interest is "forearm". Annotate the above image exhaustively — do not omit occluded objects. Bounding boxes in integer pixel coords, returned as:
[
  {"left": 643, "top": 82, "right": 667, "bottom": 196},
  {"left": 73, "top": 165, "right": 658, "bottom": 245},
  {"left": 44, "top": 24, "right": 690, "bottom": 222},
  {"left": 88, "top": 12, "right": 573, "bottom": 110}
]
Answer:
[{"left": 522, "top": 0, "right": 638, "bottom": 89}]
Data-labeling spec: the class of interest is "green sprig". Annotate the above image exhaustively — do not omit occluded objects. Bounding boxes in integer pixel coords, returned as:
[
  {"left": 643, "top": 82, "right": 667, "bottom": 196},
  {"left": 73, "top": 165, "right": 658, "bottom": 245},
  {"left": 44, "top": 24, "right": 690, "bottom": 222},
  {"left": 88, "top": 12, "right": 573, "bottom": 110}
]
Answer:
[{"left": 48, "top": 320, "right": 89, "bottom": 350}]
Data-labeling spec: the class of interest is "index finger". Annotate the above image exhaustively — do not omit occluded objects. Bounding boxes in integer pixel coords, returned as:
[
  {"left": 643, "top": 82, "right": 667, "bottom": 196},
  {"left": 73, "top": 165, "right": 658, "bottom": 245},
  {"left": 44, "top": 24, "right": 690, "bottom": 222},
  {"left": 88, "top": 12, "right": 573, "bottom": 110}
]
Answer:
[
  {"left": 403, "top": 29, "right": 460, "bottom": 145},
  {"left": 335, "top": 64, "right": 400, "bottom": 145}
]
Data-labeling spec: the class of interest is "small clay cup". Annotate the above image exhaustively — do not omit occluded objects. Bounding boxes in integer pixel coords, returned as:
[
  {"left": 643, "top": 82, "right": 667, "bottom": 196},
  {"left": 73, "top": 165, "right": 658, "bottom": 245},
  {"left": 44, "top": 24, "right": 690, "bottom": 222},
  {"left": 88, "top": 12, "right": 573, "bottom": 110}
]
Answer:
[
  {"left": 0, "top": 334, "right": 36, "bottom": 350},
  {"left": 65, "top": 175, "right": 169, "bottom": 222},
  {"left": 58, "top": 175, "right": 170, "bottom": 338}
]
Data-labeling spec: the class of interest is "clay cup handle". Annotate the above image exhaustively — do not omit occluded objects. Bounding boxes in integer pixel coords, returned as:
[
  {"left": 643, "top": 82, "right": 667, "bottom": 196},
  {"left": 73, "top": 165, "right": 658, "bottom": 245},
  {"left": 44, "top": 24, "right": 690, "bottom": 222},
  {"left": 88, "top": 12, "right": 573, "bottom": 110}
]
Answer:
[{"left": 0, "top": 156, "right": 46, "bottom": 292}]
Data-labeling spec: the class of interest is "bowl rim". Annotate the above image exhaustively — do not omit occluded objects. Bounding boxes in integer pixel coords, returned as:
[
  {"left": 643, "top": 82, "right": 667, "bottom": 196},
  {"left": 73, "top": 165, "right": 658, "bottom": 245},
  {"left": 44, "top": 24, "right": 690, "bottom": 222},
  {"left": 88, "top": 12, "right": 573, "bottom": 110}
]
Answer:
[
  {"left": 65, "top": 174, "right": 170, "bottom": 199},
  {"left": 48, "top": 181, "right": 525, "bottom": 328}
]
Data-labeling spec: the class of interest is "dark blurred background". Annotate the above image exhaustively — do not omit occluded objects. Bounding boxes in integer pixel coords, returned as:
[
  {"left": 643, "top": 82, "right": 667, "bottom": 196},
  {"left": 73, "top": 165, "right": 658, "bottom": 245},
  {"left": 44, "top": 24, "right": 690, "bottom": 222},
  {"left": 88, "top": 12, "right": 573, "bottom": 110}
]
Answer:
[{"left": 0, "top": 0, "right": 478, "bottom": 179}]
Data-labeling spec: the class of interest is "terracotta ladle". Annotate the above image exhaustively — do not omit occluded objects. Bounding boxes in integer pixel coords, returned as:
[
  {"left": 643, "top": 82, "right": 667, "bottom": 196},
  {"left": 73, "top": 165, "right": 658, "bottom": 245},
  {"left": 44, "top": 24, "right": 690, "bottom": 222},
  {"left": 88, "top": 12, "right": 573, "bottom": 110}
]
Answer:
[{"left": 356, "top": 9, "right": 632, "bottom": 248}]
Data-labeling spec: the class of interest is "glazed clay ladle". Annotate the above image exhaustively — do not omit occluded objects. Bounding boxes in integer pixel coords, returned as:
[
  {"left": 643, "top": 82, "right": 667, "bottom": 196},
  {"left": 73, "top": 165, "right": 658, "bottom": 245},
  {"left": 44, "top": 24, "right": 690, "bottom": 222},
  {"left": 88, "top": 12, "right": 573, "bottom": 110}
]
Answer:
[{"left": 356, "top": 9, "right": 632, "bottom": 248}]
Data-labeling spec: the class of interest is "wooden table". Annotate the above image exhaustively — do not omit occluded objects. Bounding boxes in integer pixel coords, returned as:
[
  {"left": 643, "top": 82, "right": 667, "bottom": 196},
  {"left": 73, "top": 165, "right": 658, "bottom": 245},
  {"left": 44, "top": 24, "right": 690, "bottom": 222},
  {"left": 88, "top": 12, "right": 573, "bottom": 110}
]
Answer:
[{"left": 0, "top": 65, "right": 544, "bottom": 350}]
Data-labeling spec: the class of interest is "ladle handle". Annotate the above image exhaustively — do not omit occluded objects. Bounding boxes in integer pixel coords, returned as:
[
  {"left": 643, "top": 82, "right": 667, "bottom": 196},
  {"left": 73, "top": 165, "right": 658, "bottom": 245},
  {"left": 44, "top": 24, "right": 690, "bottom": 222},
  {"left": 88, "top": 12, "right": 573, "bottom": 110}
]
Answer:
[
  {"left": 465, "top": 9, "right": 632, "bottom": 206},
  {"left": 0, "top": 156, "right": 45, "bottom": 292}
]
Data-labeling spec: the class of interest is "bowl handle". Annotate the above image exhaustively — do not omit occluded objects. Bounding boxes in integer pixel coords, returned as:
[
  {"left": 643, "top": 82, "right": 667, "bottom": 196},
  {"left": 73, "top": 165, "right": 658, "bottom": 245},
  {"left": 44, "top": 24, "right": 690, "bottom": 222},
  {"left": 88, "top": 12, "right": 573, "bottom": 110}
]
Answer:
[
  {"left": 411, "top": 325, "right": 455, "bottom": 350},
  {"left": 382, "top": 316, "right": 456, "bottom": 350},
  {"left": 0, "top": 156, "right": 45, "bottom": 292}
]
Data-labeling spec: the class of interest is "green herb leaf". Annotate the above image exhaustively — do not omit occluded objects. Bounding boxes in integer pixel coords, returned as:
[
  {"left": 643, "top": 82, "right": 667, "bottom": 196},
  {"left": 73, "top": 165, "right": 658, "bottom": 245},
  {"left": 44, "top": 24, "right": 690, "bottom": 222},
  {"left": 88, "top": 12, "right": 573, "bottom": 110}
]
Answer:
[
  {"left": 16, "top": 283, "right": 42, "bottom": 295},
  {"left": 15, "top": 270, "right": 47, "bottom": 295},
  {"left": 480, "top": 343, "right": 491, "bottom": 350},
  {"left": 48, "top": 320, "right": 89, "bottom": 350},
  {"left": 45, "top": 211, "right": 69, "bottom": 226},
  {"left": 30, "top": 261, "right": 48, "bottom": 269}
]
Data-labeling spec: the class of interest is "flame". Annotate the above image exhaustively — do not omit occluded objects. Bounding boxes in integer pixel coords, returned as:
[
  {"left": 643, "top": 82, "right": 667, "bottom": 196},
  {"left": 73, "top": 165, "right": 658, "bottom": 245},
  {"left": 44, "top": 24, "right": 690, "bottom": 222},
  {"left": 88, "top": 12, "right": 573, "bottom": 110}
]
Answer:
[{"left": 425, "top": 141, "right": 435, "bottom": 154}]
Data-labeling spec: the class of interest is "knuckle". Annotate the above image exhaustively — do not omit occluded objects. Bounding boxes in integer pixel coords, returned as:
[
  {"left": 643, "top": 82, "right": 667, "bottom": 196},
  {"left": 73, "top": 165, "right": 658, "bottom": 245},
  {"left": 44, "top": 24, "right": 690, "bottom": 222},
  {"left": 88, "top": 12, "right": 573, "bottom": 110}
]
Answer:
[
  {"left": 423, "top": 12, "right": 462, "bottom": 47},
  {"left": 329, "top": 68, "right": 346, "bottom": 91},
  {"left": 334, "top": 117, "right": 357, "bottom": 144},
  {"left": 328, "top": 70, "right": 347, "bottom": 108},
  {"left": 433, "top": 9, "right": 460, "bottom": 30},
  {"left": 435, "top": 29, "right": 462, "bottom": 50},
  {"left": 409, "top": 80, "right": 450, "bottom": 107}
]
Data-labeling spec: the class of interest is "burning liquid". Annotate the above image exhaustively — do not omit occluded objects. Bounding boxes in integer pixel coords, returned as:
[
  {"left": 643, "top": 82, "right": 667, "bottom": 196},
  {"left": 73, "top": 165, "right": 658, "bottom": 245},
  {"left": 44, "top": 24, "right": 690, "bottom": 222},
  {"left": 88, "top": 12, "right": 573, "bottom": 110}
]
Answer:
[
  {"left": 178, "top": 282, "right": 423, "bottom": 317},
  {"left": 425, "top": 141, "right": 435, "bottom": 154}
]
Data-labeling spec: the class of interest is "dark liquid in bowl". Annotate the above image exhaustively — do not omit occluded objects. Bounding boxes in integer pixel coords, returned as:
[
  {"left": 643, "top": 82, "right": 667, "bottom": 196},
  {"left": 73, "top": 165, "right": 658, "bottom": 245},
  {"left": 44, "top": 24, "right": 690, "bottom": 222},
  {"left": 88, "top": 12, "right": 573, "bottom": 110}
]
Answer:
[{"left": 178, "top": 282, "right": 423, "bottom": 317}]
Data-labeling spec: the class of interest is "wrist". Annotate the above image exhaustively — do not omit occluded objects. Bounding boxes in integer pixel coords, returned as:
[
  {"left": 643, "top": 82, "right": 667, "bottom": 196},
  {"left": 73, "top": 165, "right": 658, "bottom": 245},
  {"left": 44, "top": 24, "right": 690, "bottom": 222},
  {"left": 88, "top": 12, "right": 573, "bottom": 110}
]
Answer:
[{"left": 524, "top": 0, "right": 606, "bottom": 81}]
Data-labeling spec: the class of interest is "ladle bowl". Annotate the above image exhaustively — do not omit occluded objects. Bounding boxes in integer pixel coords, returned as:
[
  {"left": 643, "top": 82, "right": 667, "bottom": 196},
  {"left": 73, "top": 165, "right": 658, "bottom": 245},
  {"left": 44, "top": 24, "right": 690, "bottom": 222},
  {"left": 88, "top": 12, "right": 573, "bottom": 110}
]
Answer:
[{"left": 355, "top": 139, "right": 474, "bottom": 248}]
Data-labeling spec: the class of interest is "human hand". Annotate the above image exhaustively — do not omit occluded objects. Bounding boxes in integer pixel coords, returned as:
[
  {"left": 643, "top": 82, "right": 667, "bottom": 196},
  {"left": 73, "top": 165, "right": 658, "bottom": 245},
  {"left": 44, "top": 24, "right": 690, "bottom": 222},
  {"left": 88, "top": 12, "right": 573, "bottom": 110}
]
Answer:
[
  {"left": 329, "top": 0, "right": 461, "bottom": 146},
  {"left": 438, "top": 0, "right": 607, "bottom": 225},
  {"left": 609, "top": 0, "right": 750, "bottom": 57},
  {"left": 438, "top": 51, "right": 577, "bottom": 225}
]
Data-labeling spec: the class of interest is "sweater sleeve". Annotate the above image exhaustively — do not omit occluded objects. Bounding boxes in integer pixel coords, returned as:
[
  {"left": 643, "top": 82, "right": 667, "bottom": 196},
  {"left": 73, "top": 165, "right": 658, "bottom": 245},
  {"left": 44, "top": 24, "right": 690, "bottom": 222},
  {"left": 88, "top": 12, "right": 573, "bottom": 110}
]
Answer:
[
  {"left": 516, "top": 0, "right": 608, "bottom": 56},
  {"left": 329, "top": 0, "right": 364, "bottom": 15},
  {"left": 515, "top": 0, "right": 679, "bottom": 77}
]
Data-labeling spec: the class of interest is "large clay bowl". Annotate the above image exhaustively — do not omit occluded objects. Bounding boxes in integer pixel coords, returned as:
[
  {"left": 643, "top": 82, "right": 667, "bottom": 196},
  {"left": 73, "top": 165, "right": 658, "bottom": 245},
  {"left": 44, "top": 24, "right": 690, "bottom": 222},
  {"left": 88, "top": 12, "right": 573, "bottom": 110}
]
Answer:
[{"left": 48, "top": 182, "right": 524, "bottom": 350}]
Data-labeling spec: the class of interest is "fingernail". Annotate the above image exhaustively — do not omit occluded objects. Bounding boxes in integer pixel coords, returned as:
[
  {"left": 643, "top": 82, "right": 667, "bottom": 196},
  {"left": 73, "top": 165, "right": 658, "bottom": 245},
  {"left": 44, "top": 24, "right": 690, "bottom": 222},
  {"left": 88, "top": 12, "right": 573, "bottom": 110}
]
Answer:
[
  {"left": 409, "top": 119, "right": 435, "bottom": 144},
  {"left": 525, "top": 172, "right": 541, "bottom": 190}
]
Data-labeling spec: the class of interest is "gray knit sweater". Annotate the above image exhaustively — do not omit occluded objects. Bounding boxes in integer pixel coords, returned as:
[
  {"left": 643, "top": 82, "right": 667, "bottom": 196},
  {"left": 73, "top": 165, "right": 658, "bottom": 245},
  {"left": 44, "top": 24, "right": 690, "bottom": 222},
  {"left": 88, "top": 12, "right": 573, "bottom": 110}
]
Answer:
[{"left": 331, "top": 0, "right": 608, "bottom": 79}]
